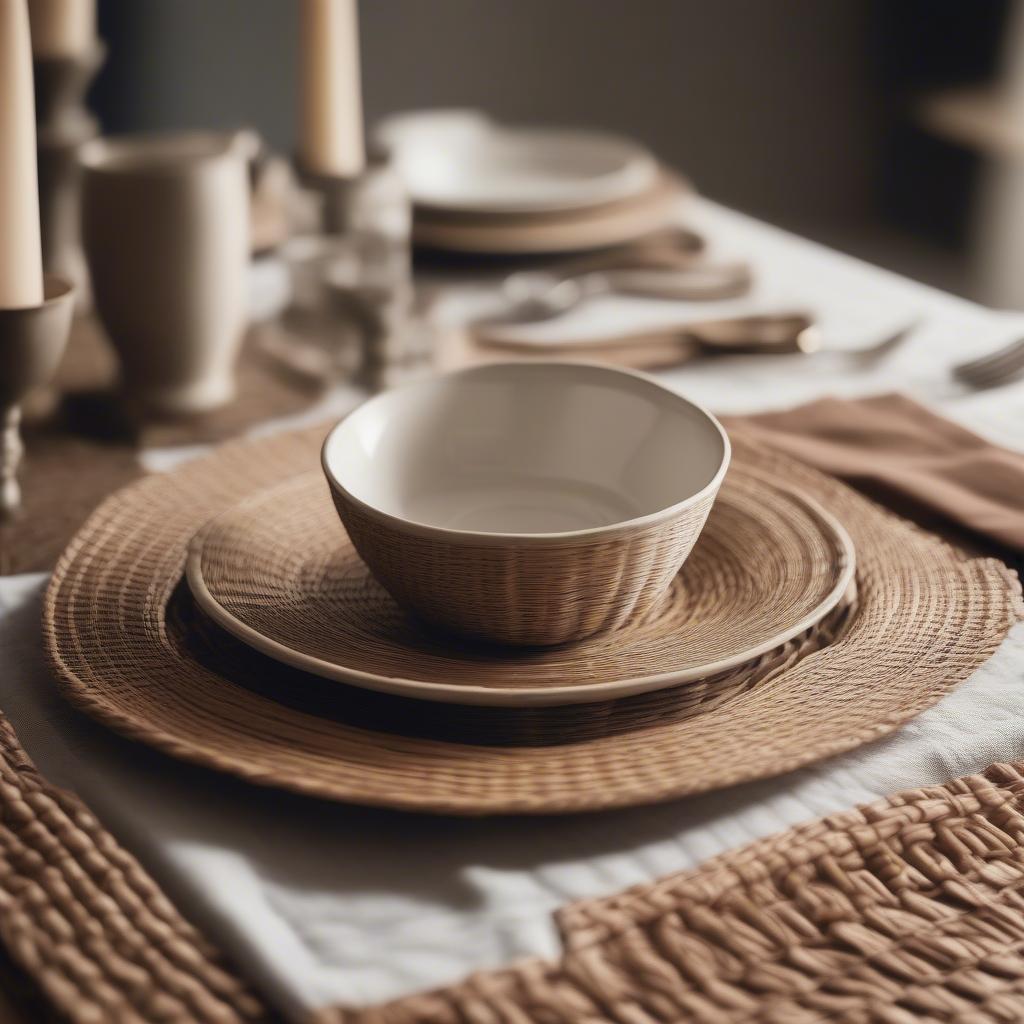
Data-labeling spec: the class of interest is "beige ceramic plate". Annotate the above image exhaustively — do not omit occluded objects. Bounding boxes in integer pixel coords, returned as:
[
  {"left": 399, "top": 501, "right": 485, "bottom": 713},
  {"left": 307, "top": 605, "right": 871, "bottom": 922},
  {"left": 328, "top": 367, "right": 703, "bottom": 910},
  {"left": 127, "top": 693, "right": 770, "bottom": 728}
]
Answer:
[{"left": 186, "top": 466, "right": 856, "bottom": 707}]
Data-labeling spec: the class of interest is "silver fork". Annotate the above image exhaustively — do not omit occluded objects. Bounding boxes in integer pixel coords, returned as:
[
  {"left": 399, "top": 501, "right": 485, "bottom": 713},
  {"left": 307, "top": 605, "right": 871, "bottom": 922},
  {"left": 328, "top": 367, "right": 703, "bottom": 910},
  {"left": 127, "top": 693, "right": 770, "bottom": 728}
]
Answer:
[{"left": 953, "top": 337, "right": 1024, "bottom": 389}]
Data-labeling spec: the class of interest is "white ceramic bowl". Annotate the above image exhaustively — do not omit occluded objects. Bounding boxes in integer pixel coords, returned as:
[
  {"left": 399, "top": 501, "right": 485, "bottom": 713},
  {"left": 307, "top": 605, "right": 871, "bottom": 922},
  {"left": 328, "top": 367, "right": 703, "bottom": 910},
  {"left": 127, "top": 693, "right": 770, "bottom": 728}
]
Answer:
[{"left": 322, "top": 363, "right": 730, "bottom": 646}]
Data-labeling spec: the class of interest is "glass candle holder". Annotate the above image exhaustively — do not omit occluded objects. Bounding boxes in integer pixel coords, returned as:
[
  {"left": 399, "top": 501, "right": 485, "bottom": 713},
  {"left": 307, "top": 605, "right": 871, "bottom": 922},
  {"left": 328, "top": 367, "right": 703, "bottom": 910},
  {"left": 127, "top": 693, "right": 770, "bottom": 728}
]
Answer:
[{"left": 259, "top": 152, "right": 426, "bottom": 390}]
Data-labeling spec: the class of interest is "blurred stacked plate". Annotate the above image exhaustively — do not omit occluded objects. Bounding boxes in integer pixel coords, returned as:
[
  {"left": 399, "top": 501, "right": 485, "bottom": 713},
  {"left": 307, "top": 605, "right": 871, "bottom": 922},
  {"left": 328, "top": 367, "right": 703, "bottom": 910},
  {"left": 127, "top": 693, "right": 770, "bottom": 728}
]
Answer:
[{"left": 376, "top": 110, "right": 689, "bottom": 255}]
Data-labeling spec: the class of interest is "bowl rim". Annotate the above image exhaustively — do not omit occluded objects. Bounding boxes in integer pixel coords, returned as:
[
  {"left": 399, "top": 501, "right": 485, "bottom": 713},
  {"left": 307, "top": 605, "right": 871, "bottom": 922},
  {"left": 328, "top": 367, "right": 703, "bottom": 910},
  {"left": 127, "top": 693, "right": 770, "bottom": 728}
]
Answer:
[{"left": 321, "top": 362, "right": 731, "bottom": 546}]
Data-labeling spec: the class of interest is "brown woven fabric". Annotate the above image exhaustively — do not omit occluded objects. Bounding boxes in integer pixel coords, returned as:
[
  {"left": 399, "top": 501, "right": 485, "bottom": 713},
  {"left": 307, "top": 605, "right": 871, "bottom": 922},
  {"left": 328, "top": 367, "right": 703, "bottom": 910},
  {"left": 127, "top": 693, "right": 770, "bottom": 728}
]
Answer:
[
  {"left": 323, "top": 762, "right": 1024, "bottom": 1023},
  {"left": 43, "top": 423, "right": 1022, "bottom": 814},
  {"left": 0, "top": 708, "right": 267, "bottom": 1023}
]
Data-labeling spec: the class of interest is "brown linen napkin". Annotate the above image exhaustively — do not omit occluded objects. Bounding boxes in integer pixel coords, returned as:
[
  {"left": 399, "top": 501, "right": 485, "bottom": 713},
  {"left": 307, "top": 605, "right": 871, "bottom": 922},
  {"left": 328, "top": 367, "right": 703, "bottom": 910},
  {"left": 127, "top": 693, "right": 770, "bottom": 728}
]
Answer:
[{"left": 725, "top": 392, "right": 1024, "bottom": 554}]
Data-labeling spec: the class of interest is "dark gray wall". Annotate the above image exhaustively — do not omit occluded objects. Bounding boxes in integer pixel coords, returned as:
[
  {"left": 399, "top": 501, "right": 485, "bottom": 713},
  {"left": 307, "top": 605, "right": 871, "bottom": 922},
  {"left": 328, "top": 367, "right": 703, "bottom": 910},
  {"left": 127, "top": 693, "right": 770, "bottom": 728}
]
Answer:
[{"left": 93, "top": 0, "right": 877, "bottom": 224}]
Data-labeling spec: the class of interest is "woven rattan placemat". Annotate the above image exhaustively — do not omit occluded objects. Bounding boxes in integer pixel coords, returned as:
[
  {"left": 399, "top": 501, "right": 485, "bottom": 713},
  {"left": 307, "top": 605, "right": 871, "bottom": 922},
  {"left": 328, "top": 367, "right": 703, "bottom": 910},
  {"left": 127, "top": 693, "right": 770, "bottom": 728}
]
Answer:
[
  {"left": 0, "top": 707, "right": 266, "bottom": 1023},
  {"left": 44, "top": 423, "right": 1022, "bottom": 813},
  {"left": 6, "top": 678, "right": 1024, "bottom": 1024}
]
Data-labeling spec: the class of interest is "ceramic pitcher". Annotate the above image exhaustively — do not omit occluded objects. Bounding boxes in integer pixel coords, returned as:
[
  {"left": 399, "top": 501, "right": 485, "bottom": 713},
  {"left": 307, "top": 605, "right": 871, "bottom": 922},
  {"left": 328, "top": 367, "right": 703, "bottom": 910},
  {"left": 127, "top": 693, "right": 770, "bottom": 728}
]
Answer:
[{"left": 80, "top": 131, "right": 252, "bottom": 416}]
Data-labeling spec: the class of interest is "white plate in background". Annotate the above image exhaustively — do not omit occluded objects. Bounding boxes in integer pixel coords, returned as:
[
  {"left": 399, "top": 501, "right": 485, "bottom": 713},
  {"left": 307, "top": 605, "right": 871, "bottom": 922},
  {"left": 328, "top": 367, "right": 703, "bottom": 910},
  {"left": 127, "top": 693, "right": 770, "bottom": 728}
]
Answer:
[{"left": 377, "top": 110, "right": 658, "bottom": 214}]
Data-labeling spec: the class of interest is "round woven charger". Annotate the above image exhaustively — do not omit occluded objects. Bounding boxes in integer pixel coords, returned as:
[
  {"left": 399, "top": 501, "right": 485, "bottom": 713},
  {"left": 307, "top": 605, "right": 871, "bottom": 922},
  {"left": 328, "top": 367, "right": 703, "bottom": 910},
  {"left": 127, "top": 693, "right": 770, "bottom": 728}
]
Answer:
[
  {"left": 44, "top": 425, "right": 1021, "bottom": 815},
  {"left": 186, "top": 467, "right": 855, "bottom": 706}
]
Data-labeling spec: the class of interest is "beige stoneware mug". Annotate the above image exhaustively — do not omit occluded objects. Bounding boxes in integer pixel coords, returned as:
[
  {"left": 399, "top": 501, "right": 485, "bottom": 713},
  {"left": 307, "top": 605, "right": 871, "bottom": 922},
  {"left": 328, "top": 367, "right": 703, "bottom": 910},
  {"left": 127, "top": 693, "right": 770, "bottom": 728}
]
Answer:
[{"left": 80, "top": 132, "right": 253, "bottom": 416}]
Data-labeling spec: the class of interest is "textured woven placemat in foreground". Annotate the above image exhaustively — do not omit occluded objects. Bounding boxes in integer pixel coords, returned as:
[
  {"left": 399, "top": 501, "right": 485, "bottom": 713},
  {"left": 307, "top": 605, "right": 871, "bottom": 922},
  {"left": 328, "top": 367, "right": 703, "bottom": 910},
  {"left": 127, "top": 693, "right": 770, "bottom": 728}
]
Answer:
[
  {"left": 0, "top": 707, "right": 267, "bottom": 1023},
  {"left": 331, "top": 762, "right": 1024, "bottom": 1024},
  {"left": 7, "top": 712, "right": 1024, "bottom": 1023}
]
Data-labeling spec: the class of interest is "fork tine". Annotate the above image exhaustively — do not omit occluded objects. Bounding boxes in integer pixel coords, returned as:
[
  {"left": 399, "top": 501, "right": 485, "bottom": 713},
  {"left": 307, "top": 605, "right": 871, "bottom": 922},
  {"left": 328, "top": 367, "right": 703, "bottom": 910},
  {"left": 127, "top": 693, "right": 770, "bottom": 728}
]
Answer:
[
  {"left": 956, "top": 360, "right": 1024, "bottom": 388},
  {"left": 959, "top": 367, "right": 1021, "bottom": 389},
  {"left": 953, "top": 338, "right": 1024, "bottom": 385},
  {"left": 956, "top": 359, "right": 1024, "bottom": 387},
  {"left": 957, "top": 340, "right": 1024, "bottom": 374},
  {"left": 958, "top": 356, "right": 1024, "bottom": 385},
  {"left": 966, "top": 348, "right": 1024, "bottom": 382},
  {"left": 973, "top": 339, "right": 1024, "bottom": 372}
]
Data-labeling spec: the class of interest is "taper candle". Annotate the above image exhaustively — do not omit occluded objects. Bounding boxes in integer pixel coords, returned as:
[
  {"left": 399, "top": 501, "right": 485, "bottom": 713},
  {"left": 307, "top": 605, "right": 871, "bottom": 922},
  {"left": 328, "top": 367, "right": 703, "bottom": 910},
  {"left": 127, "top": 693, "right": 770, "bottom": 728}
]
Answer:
[
  {"left": 0, "top": 0, "right": 44, "bottom": 309},
  {"left": 27, "top": 0, "right": 94, "bottom": 58},
  {"left": 299, "top": 0, "right": 366, "bottom": 177}
]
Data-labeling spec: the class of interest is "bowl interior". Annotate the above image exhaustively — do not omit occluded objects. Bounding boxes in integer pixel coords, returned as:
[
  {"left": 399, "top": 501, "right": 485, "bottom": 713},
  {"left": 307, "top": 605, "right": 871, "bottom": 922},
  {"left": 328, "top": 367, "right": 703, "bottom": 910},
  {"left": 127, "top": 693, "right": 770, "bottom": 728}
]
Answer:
[{"left": 324, "top": 364, "right": 727, "bottom": 537}]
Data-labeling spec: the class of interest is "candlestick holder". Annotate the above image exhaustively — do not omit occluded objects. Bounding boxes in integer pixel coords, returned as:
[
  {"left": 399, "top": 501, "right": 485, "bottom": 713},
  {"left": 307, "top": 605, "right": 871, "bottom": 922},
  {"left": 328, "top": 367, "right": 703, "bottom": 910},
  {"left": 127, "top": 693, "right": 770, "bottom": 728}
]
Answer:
[
  {"left": 265, "top": 152, "right": 421, "bottom": 388},
  {"left": 295, "top": 150, "right": 410, "bottom": 273},
  {"left": 34, "top": 43, "right": 104, "bottom": 309},
  {"left": 0, "top": 276, "right": 74, "bottom": 519}
]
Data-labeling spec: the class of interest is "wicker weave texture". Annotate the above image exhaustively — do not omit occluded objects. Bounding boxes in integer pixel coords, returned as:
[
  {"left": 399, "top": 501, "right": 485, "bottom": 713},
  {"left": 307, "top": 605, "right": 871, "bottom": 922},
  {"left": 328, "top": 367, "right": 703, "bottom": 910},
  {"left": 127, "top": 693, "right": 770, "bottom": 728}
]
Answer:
[
  {"left": 7, "top": 694, "right": 1024, "bottom": 1021},
  {"left": 43, "top": 423, "right": 1023, "bottom": 814},
  {"left": 331, "top": 763, "right": 1024, "bottom": 1023},
  {"left": 193, "top": 466, "right": 853, "bottom": 705},
  {"left": 333, "top": 483, "right": 717, "bottom": 646},
  {"left": 169, "top": 579, "right": 853, "bottom": 747},
  {"left": 0, "top": 711, "right": 265, "bottom": 1024}
]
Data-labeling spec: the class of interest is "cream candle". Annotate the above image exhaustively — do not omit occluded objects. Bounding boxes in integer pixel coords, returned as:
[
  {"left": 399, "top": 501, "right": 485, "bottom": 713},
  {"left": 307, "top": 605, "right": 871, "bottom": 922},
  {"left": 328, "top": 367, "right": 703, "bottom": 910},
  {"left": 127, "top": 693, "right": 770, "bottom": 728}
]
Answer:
[
  {"left": 0, "top": 0, "right": 43, "bottom": 309},
  {"left": 27, "top": 0, "right": 95, "bottom": 58},
  {"left": 299, "top": 0, "right": 366, "bottom": 177}
]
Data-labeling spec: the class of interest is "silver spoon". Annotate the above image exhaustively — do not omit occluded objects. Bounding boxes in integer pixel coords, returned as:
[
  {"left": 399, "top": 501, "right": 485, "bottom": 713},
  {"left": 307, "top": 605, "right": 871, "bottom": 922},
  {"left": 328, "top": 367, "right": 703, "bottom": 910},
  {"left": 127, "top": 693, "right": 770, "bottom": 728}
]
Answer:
[
  {"left": 477, "top": 311, "right": 822, "bottom": 356},
  {"left": 486, "top": 263, "right": 753, "bottom": 327},
  {"left": 476, "top": 314, "right": 918, "bottom": 361}
]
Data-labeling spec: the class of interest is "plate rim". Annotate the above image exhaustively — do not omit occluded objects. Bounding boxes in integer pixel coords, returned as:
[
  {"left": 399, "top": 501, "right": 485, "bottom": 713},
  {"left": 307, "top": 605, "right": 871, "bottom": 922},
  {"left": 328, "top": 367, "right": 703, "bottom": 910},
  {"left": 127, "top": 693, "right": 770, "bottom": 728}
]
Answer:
[
  {"left": 185, "top": 469, "right": 857, "bottom": 708},
  {"left": 410, "top": 174, "right": 687, "bottom": 255},
  {"left": 396, "top": 127, "right": 660, "bottom": 215}
]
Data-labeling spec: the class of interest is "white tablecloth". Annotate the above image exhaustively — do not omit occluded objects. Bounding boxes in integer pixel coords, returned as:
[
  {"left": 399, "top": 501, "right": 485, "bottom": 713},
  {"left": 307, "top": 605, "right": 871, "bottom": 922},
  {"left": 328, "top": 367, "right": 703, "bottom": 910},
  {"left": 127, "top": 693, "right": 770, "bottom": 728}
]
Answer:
[{"left": 4, "top": 199, "right": 1024, "bottom": 1021}]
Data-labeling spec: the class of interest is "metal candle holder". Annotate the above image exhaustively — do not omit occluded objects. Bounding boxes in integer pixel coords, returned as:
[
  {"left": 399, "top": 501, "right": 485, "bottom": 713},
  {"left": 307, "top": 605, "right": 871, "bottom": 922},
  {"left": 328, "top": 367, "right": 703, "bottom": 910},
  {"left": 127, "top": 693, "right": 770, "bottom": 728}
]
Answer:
[
  {"left": 0, "top": 276, "right": 74, "bottom": 519},
  {"left": 33, "top": 43, "right": 104, "bottom": 307}
]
